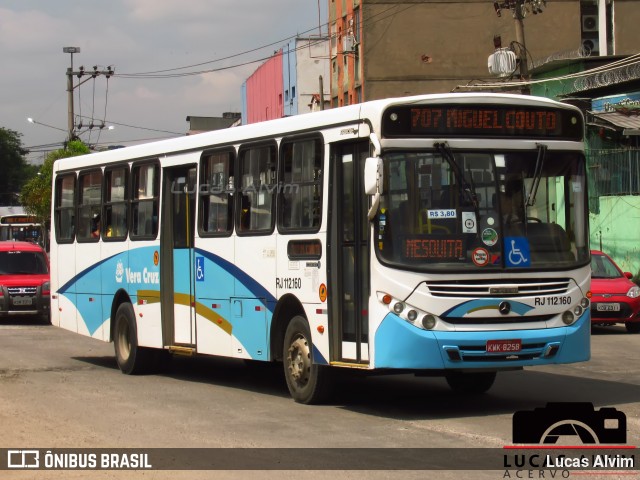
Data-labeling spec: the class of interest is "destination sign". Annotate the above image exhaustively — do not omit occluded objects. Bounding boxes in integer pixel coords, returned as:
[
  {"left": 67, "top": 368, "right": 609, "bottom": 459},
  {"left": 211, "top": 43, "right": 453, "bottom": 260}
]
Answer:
[
  {"left": 0, "top": 215, "right": 38, "bottom": 225},
  {"left": 402, "top": 236, "right": 465, "bottom": 262},
  {"left": 382, "top": 105, "right": 583, "bottom": 140}
]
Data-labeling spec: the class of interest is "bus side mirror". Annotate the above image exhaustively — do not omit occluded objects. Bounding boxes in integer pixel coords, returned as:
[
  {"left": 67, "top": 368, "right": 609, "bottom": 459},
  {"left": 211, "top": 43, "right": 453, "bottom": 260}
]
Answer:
[
  {"left": 364, "top": 157, "right": 383, "bottom": 220},
  {"left": 364, "top": 157, "right": 383, "bottom": 195}
]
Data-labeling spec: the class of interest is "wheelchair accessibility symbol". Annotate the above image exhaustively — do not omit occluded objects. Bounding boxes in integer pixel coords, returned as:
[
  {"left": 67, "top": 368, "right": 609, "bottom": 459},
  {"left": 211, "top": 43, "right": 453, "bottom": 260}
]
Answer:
[
  {"left": 505, "top": 237, "right": 530, "bottom": 267},
  {"left": 195, "top": 256, "right": 205, "bottom": 282}
]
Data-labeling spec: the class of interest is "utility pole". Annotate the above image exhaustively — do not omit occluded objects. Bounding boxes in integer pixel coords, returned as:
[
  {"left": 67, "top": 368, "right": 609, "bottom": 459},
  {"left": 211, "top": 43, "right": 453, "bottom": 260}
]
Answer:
[
  {"left": 63, "top": 47, "right": 80, "bottom": 143},
  {"left": 62, "top": 47, "right": 115, "bottom": 144},
  {"left": 492, "top": 0, "right": 547, "bottom": 95},
  {"left": 514, "top": 1, "right": 529, "bottom": 85}
]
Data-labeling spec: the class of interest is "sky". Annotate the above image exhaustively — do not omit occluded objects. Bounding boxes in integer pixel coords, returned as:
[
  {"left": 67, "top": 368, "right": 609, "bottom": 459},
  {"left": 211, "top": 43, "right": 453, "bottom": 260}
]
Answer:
[{"left": 0, "top": 0, "right": 327, "bottom": 164}]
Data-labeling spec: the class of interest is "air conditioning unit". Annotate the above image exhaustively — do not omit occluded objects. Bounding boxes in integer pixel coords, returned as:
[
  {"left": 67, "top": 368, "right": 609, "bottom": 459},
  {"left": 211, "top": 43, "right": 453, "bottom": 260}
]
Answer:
[
  {"left": 582, "top": 37, "right": 600, "bottom": 55},
  {"left": 582, "top": 14, "right": 598, "bottom": 32},
  {"left": 343, "top": 35, "right": 357, "bottom": 52}
]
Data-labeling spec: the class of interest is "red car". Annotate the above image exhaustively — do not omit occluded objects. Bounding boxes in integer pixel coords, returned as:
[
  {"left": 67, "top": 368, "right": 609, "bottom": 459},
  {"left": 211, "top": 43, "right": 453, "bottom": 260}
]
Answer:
[
  {"left": 590, "top": 250, "right": 640, "bottom": 333},
  {"left": 0, "top": 241, "right": 50, "bottom": 322}
]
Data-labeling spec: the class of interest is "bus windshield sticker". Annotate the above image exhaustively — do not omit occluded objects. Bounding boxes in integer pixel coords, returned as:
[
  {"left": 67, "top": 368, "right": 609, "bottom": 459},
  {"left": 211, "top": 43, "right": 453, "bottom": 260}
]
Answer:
[
  {"left": 505, "top": 237, "right": 531, "bottom": 268},
  {"left": 462, "top": 212, "right": 477, "bottom": 233},
  {"left": 428, "top": 209, "right": 457, "bottom": 219},
  {"left": 472, "top": 247, "right": 490, "bottom": 267},
  {"left": 402, "top": 236, "right": 465, "bottom": 262},
  {"left": 481, "top": 228, "right": 498, "bottom": 247}
]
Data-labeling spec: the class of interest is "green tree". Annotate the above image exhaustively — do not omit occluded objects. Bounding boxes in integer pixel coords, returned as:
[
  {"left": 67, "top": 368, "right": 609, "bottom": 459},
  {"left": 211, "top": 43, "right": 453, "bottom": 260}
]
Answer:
[
  {"left": 0, "top": 128, "right": 32, "bottom": 204},
  {"left": 20, "top": 140, "right": 90, "bottom": 248}
]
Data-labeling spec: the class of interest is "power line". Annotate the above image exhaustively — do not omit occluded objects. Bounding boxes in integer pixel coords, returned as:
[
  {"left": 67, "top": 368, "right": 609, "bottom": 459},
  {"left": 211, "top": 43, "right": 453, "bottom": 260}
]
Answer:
[
  {"left": 75, "top": 114, "right": 183, "bottom": 136},
  {"left": 114, "top": 4, "right": 414, "bottom": 80}
]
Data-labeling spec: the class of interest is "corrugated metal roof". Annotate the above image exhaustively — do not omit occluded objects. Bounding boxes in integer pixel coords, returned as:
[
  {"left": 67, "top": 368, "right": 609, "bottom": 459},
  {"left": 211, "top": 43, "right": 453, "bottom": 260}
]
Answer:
[{"left": 589, "top": 110, "right": 640, "bottom": 135}]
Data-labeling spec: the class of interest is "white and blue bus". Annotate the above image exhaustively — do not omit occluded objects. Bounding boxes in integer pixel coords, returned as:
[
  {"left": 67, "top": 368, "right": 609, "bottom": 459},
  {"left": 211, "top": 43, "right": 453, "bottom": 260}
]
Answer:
[{"left": 50, "top": 93, "right": 591, "bottom": 403}]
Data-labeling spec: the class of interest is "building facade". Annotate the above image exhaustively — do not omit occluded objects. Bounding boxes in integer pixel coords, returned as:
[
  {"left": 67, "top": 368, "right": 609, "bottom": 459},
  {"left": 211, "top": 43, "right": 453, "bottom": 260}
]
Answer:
[
  {"left": 329, "top": 0, "right": 640, "bottom": 107},
  {"left": 241, "top": 38, "right": 330, "bottom": 125}
]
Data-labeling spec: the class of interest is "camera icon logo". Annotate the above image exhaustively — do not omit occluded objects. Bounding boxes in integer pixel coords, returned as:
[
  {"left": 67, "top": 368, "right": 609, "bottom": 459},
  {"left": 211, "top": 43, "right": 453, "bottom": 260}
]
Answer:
[{"left": 513, "top": 402, "right": 627, "bottom": 444}]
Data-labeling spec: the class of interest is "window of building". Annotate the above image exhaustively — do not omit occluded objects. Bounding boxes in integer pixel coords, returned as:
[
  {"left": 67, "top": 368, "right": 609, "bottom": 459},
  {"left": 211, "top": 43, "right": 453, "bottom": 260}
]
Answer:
[
  {"left": 131, "top": 162, "right": 159, "bottom": 239},
  {"left": 54, "top": 174, "right": 76, "bottom": 243},
  {"left": 200, "top": 150, "right": 234, "bottom": 236},
  {"left": 279, "top": 137, "right": 323, "bottom": 232},
  {"left": 237, "top": 144, "right": 277, "bottom": 234},
  {"left": 77, "top": 170, "right": 103, "bottom": 242}
]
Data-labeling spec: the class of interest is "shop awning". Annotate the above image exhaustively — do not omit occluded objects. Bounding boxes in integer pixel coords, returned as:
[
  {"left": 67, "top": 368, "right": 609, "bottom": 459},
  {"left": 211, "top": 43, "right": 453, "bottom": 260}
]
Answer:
[{"left": 588, "top": 110, "right": 640, "bottom": 135}]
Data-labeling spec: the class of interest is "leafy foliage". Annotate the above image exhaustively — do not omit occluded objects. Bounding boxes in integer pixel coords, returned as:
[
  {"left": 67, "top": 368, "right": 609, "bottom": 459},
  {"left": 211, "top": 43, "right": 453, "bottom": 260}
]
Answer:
[
  {"left": 0, "top": 128, "right": 33, "bottom": 204},
  {"left": 20, "top": 140, "right": 90, "bottom": 224}
]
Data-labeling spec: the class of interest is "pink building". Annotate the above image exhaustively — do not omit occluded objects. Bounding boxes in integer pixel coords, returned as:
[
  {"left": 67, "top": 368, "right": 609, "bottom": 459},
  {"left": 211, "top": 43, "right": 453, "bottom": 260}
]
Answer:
[{"left": 242, "top": 50, "right": 284, "bottom": 124}]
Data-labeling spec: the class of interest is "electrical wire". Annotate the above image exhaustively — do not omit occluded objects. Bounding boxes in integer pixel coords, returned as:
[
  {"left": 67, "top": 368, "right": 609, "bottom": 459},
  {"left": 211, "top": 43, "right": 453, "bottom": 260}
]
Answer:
[
  {"left": 114, "top": 3, "right": 416, "bottom": 80},
  {"left": 456, "top": 52, "right": 640, "bottom": 91},
  {"left": 75, "top": 114, "right": 183, "bottom": 135}
]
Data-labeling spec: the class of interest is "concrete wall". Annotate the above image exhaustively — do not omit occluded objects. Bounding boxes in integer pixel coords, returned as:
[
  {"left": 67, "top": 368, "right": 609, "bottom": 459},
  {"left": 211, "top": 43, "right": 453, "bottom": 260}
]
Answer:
[
  {"left": 295, "top": 38, "right": 330, "bottom": 114},
  {"left": 614, "top": 0, "right": 640, "bottom": 54},
  {"left": 361, "top": 0, "right": 579, "bottom": 99},
  {"left": 283, "top": 41, "right": 298, "bottom": 117},
  {"left": 590, "top": 196, "right": 640, "bottom": 276}
]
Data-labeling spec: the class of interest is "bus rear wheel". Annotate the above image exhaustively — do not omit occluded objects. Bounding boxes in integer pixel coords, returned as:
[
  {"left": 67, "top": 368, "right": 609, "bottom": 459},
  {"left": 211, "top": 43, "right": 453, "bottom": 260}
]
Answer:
[
  {"left": 113, "top": 302, "right": 153, "bottom": 374},
  {"left": 445, "top": 371, "right": 496, "bottom": 394},
  {"left": 283, "top": 316, "right": 333, "bottom": 404}
]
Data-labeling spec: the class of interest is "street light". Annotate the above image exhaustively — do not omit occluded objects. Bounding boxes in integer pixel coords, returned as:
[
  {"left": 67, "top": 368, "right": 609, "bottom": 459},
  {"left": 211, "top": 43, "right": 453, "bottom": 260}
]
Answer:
[{"left": 27, "top": 117, "right": 67, "bottom": 133}]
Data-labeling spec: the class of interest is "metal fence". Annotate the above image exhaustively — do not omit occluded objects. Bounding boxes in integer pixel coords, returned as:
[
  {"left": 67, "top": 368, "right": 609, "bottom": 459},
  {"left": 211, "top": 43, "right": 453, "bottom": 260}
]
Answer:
[{"left": 588, "top": 148, "right": 640, "bottom": 211}]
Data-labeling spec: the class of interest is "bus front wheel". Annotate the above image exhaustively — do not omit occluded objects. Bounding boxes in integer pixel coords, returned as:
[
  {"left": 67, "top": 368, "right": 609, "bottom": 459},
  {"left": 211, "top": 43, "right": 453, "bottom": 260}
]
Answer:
[
  {"left": 445, "top": 371, "right": 496, "bottom": 394},
  {"left": 283, "top": 316, "right": 333, "bottom": 404},
  {"left": 113, "top": 302, "right": 152, "bottom": 375}
]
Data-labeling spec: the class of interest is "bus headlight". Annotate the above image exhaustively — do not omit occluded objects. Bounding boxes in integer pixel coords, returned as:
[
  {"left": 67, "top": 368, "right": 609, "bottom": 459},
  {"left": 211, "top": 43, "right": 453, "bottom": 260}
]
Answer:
[
  {"left": 562, "top": 310, "right": 575, "bottom": 325},
  {"left": 573, "top": 305, "right": 583, "bottom": 317},
  {"left": 377, "top": 292, "right": 438, "bottom": 331},
  {"left": 421, "top": 315, "right": 436, "bottom": 330},
  {"left": 580, "top": 297, "right": 590, "bottom": 308}
]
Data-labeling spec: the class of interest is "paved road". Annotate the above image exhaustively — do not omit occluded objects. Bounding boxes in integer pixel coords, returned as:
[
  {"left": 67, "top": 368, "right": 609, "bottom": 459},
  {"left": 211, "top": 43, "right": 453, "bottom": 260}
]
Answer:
[{"left": 1, "top": 319, "right": 639, "bottom": 479}]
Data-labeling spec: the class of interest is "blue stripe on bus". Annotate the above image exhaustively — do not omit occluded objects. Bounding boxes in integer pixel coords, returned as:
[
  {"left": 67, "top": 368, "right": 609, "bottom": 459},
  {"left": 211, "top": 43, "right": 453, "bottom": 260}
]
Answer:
[
  {"left": 195, "top": 248, "right": 276, "bottom": 309},
  {"left": 57, "top": 254, "right": 116, "bottom": 294},
  {"left": 56, "top": 246, "right": 276, "bottom": 338}
]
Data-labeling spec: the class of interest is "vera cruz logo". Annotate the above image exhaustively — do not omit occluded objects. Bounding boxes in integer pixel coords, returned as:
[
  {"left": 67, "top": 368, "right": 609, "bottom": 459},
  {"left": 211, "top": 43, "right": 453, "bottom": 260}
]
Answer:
[{"left": 512, "top": 402, "right": 627, "bottom": 444}]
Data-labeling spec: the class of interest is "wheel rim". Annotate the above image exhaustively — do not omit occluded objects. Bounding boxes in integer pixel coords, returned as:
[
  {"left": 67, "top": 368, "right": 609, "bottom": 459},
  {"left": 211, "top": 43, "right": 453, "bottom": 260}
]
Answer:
[
  {"left": 116, "top": 317, "right": 131, "bottom": 362},
  {"left": 287, "top": 334, "right": 311, "bottom": 387}
]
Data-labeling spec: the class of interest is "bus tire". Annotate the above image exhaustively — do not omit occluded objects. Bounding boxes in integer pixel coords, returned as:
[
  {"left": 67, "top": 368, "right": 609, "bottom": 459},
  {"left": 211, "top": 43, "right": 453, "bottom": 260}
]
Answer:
[
  {"left": 445, "top": 371, "right": 496, "bottom": 394},
  {"left": 113, "top": 302, "right": 152, "bottom": 375},
  {"left": 283, "top": 315, "right": 333, "bottom": 404}
]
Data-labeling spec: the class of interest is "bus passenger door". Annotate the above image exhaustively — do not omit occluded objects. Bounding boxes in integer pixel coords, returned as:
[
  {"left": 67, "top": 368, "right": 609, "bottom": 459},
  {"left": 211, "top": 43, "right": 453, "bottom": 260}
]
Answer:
[
  {"left": 161, "top": 165, "right": 197, "bottom": 347},
  {"left": 329, "top": 141, "right": 370, "bottom": 364}
]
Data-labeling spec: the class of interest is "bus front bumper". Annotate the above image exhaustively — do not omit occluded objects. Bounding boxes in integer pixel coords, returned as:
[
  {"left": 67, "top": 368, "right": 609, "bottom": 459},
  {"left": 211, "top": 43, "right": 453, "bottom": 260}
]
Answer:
[{"left": 373, "top": 312, "right": 590, "bottom": 370}]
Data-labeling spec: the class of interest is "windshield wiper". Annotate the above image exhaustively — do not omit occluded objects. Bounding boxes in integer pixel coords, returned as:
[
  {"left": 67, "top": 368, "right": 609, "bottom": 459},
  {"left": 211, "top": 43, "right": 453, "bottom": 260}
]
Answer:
[
  {"left": 434, "top": 142, "right": 479, "bottom": 210},
  {"left": 526, "top": 143, "right": 547, "bottom": 207}
]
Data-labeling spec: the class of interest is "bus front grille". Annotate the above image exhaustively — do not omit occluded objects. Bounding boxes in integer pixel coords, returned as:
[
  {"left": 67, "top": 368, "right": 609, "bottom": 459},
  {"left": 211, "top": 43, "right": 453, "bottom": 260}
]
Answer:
[{"left": 426, "top": 279, "right": 571, "bottom": 298}]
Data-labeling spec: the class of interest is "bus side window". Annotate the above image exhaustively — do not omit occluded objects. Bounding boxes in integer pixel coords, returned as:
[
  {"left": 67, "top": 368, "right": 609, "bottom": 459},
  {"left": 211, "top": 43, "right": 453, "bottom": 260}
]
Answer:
[
  {"left": 279, "top": 137, "right": 322, "bottom": 232},
  {"left": 104, "top": 166, "right": 128, "bottom": 240},
  {"left": 77, "top": 170, "right": 102, "bottom": 242},
  {"left": 199, "top": 150, "right": 234, "bottom": 236},
  {"left": 54, "top": 174, "right": 76, "bottom": 243},
  {"left": 237, "top": 144, "right": 276, "bottom": 234},
  {"left": 131, "top": 162, "right": 159, "bottom": 240}
]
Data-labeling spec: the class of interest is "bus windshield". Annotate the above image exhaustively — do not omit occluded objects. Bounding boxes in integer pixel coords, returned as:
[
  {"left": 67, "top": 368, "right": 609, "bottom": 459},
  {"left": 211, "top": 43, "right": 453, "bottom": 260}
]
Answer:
[{"left": 376, "top": 148, "right": 589, "bottom": 271}]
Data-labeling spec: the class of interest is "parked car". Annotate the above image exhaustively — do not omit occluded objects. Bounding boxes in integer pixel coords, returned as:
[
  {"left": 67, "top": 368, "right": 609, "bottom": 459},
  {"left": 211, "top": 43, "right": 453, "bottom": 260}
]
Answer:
[
  {"left": 0, "top": 241, "right": 50, "bottom": 322},
  {"left": 590, "top": 250, "right": 640, "bottom": 333}
]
